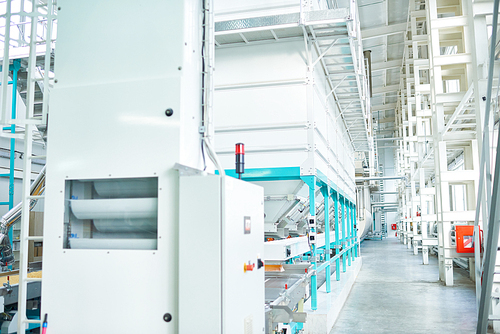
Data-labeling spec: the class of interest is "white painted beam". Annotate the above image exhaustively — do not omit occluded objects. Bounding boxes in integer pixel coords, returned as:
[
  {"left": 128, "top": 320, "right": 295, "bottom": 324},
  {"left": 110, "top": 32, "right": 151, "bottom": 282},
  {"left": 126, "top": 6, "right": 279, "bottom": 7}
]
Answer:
[
  {"left": 443, "top": 131, "right": 477, "bottom": 141},
  {"left": 373, "top": 84, "right": 399, "bottom": 95},
  {"left": 371, "top": 59, "right": 402, "bottom": 72},
  {"left": 442, "top": 210, "right": 476, "bottom": 222},
  {"left": 431, "top": 16, "right": 468, "bottom": 29},
  {"left": 361, "top": 22, "right": 407, "bottom": 40},
  {"left": 372, "top": 103, "right": 397, "bottom": 112},
  {"left": 441, "top": 170, "right": 477, "bottom": 182},
  {"left": 436, "top": 92, "right": 465, "bottom": 104},
  {"left": 377, "top": 117, "right": 395, "bottom": 123},
  {"left": 473, "top": 1, "right": 499, "bottom": 16},
  {"left": 433, "top": 53, "right": 472, "bottom": 66}
]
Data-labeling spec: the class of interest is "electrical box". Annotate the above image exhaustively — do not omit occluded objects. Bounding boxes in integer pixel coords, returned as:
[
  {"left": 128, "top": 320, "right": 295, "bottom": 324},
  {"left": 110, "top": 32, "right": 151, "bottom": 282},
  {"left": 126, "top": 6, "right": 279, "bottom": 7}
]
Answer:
[
  {"left": 456, "top": 225, "right": 476, "bottom": 253},
  {"left": 179, "top": 174, "right": 264, "bottom": 333},
  {"left": 308, "top": 215, "right": 316, "bottom": 228},
  {"left": 308, "top": 215, "right": 317, "bottom": 244}
]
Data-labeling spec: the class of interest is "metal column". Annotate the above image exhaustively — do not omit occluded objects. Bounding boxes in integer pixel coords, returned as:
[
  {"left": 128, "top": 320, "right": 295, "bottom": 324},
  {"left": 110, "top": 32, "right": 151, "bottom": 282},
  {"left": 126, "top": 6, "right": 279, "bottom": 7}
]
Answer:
[
  {"left": 333, "top": 191, "right": 341, "bottom": 281},
  {"left": 476, "top": 0, "right": 500, "bottom": 332},
  {"left": 347, "top": 201, "right": 351, "bottom": 267},
  {"left": 351, "top": 202, "right": 355, "bottom": 261},
  {"left": 354, "top": 204, "right": 358, "bottom": 257},
  {"left": 341, "top": 196, "right": 346, "bottom": 273},
  {"left": 302, "top": 175, "right": 317, "bottom": 310},
  {"left": 321, "top": 186, "right": 331, "bottom": 293}
]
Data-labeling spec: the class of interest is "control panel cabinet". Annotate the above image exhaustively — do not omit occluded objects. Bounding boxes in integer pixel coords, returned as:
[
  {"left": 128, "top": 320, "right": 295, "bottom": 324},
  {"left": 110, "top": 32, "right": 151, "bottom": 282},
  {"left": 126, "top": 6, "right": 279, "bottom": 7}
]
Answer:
[{"left": 179, "top": 174, "right": 265, "bottom": 333}]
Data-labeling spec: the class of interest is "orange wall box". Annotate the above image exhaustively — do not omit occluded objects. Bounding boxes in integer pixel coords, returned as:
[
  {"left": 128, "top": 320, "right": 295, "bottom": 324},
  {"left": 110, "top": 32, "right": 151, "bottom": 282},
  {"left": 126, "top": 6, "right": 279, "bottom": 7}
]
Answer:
[
  {"left": 391, "top": 224, "right": 397, "bottom": 230},
  {"left": 456, "top": 225, "right": 476, "bottom": 253}
]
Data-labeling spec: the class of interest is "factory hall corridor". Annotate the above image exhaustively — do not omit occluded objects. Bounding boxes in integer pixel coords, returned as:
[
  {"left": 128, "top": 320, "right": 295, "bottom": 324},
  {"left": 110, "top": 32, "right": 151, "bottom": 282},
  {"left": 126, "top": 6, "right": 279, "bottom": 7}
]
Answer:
[{"left": 330, "top": 237, "right": 477, "bottom": 334}]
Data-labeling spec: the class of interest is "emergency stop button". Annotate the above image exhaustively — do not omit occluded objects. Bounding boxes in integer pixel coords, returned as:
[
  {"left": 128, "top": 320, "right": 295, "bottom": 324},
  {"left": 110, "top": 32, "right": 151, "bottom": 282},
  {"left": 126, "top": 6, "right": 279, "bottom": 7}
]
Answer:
[{"left": 243, "top": 263, "right": 255, "bottom": 272}]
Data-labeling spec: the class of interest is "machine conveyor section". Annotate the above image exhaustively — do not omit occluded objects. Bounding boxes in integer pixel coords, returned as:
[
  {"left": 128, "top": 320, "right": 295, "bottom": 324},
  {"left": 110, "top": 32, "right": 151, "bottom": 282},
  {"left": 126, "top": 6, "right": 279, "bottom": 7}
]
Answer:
[
  {"left": 93, "top": 178, "right": 157, "bottom": 198},
  {"left": 70, "top": 198, "right": 157, "bottom": 233},
  {"left": 64, "top": 177, "right": 159, "bottom": 250},
  {"left": 70, "top": 198, "right": 157, "bottom": 220},
  {"left": 69, "top": 238, "right": 157, "bottom": 250}
]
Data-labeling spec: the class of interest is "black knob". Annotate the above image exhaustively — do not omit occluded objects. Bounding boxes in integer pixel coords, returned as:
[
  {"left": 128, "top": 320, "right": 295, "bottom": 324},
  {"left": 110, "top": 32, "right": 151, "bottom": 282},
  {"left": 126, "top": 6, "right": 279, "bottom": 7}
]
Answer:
[
  {"left": 163, "top": 313, "right": 172, "bottom": 322},
  {"left": 165, "top": 108, "right": 174, "bottom": 117}
]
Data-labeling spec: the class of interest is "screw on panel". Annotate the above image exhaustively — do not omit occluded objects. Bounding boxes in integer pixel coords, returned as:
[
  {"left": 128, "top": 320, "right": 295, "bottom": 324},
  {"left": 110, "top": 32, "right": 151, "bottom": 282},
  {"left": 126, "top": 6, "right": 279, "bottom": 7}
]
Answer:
[
  {"left": 165, "top": 109, "right": 174, "bottom": 117},
  {"left": 178, "top": 66, "right": 182, "bottom": 71},
  {"left": 163, "top": 313, "right": 172, "bottom": 322}
]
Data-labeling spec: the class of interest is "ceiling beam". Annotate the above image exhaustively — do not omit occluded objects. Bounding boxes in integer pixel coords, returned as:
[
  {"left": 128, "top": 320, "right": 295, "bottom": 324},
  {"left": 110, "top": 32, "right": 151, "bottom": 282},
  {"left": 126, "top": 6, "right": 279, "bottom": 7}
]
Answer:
[
  {"left": 361, "top": 22, "right": 407, "bottom": 40},
  {"left": 376, "top": 130, "right": 397, "bottom": 134},
  {"left": 371, "top": 59, "right": 402, "bottom": 72},
  {"left": 372, "top": 84, "right": 400, "bottom": 95},
  {"left": 376, "top": 117, "right": 395, "bottom": 123},
  {"left": 372, "top": 103, "right": 397, "bottom": 112}
]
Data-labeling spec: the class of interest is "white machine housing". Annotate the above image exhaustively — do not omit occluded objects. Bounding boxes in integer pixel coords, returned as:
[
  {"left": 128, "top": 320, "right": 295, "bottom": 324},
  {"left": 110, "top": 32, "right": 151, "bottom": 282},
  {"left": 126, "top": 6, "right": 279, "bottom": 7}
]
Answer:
[
  {"left": 41, "top": 1, "right": 207, "bottom": 333},
  {"left": 212, "top": 1, "right": 368, "bottom": 241}
]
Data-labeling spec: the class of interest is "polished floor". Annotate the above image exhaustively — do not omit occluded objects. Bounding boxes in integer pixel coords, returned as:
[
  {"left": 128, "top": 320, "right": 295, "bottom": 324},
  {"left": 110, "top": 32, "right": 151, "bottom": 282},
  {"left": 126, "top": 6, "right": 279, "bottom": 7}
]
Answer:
[{"left": 330, "top": 235, "right": 477, "bottom": 334}]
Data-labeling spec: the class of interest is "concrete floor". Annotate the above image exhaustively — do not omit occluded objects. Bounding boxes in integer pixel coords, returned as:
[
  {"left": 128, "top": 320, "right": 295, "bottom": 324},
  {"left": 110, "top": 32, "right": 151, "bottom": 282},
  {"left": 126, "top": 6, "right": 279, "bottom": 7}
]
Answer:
[{"left": 330, "top": 235, "right": 477, "bottom": 334}]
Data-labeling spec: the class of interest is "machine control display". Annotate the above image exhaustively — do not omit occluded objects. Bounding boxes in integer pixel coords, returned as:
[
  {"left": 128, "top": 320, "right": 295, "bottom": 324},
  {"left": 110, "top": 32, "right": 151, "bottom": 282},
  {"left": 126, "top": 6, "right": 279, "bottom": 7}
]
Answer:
[{"left": 244, "top": 216, "right": 251, "bottom": 234}]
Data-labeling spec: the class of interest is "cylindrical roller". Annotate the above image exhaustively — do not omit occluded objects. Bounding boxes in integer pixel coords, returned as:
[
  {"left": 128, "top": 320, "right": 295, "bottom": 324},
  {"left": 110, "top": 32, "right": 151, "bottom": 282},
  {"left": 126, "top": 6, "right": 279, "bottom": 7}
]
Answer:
[
  {"left": 93, "top": 218, "right": 157, "bottom": 233},
  {"left": 93, "top": 178, "right": 157, "bottom": 198},
  {"left": 70, "top": 238, "right": 157, "bottom": 250},
  {"left": 70, "top": 198, "right": 157, "bottom": 220}
]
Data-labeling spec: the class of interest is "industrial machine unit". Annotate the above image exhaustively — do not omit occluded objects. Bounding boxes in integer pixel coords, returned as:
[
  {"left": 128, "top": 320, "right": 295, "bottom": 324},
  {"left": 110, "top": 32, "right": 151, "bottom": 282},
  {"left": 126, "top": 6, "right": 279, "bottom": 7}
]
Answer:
[
  {"left": 212, "top": 1, "right": 369, "bottom": 332},
  {"left": 40, "top": 1, "right": 263, "bottom": 333},
  {"left": 213, "top": 0, "right": 370, "bottom": 240}
]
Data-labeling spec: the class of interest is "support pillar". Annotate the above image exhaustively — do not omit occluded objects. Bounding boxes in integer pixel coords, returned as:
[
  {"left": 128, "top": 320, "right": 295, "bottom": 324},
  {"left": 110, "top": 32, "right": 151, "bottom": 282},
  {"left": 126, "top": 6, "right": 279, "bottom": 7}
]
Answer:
[
  {"left": 341, "top": 196, "right": 346, "bottom": 273},
  {"left": 347, "top": 202, "right": 351, "bottom": 267},
  {"left": 354, "top": 204, "right": 359, "bottom": 257},
  {"left": 302, "top": 175, "right": 318, "bottom": 310},
  {"left": 333, "top": 191, "right": 340, "bottom": 281},
  {"left": 321, "top": 186, "right": 331, "bottom": 293}
]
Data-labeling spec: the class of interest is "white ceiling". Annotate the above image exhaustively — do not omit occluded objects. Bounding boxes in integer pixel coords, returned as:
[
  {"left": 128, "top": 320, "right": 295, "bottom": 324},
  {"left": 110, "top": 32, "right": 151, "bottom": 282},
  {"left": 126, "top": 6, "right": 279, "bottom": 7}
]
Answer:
[{"left": 358, "top": 0, "right": 409, "bottom": 137}]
